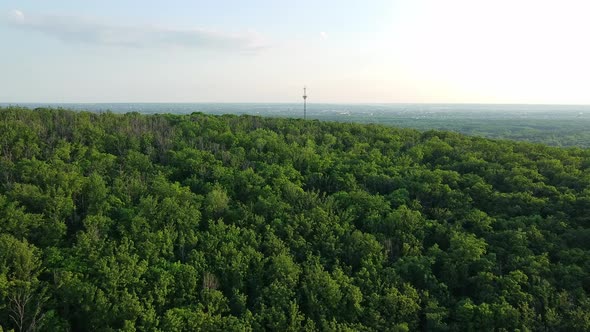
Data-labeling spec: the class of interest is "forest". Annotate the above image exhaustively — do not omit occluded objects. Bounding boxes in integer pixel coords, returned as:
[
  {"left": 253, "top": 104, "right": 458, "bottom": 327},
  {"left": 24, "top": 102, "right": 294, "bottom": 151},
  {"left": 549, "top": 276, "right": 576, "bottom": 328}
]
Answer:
[
  {"left": 9, "top": 103, "right": 590, "bottom": 148},
  {"left": 0, "top": 106, "right": 589, "bottom": 331}
]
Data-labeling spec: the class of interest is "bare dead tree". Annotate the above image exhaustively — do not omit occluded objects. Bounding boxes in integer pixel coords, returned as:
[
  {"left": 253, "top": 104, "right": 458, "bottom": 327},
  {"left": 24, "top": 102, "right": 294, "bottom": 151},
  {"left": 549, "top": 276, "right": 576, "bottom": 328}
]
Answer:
[
  {"left": 9, "top": 284, "right": 47, "bottom": 332},
  {"left": 203, "top": 271, "right": 219, "bottom": 290}
]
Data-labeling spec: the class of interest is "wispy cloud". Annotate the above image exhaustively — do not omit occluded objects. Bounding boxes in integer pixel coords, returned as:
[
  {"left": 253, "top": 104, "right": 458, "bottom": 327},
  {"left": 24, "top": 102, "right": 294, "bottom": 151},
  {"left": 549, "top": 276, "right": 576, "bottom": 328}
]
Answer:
[
  {"left": 320, "top": 31, "right": 328, "bottom": 40},
  {"left": 4, "top": 9, "right": 268, "bottom": 51}
]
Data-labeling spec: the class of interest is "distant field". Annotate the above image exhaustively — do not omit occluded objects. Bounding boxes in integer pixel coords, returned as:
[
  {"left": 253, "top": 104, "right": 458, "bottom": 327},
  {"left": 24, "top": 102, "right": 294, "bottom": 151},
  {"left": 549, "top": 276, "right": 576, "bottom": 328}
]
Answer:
[
  {"left": 3, "top": 102, "right": 590, "bottom": 147},
  {"left": 322, "top": 115, "right": 590, "bottom": 148}
]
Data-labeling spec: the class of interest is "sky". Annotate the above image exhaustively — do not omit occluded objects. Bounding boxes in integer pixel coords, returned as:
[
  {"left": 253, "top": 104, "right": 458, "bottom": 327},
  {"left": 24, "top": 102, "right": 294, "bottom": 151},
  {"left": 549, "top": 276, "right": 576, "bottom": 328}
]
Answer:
[{"left": 1, "top": 0, "right": 590, "bottom": 104}]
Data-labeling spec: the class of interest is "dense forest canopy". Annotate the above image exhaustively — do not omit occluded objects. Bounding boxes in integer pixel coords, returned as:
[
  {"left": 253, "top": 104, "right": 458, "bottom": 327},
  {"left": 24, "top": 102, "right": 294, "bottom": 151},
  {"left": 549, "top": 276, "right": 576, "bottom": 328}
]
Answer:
[
  {"left": 6, "top": 103, "right": 590, "bottom": 148},
  {"left": 0, "top": 106, "right": 589, "bottom": 331}
]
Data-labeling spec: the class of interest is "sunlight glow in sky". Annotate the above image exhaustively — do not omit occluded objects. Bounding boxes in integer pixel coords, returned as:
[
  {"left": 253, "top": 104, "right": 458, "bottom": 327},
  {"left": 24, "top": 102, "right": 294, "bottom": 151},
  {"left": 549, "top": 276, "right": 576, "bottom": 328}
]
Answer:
[{"left": 1, "top": 0, "right": 589, "bottom": 104}]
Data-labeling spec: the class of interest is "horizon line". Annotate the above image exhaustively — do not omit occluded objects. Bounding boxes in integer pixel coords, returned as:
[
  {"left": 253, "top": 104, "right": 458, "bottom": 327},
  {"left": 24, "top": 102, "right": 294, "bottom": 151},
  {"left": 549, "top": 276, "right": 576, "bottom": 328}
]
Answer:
[{"left": 4, "top": 101, "right": 590, "bottom": 107}]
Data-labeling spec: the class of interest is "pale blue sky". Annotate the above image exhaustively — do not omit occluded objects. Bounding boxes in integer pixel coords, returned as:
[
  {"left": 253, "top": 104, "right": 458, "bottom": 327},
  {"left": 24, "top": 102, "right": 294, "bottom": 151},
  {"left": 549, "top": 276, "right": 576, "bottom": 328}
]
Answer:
[{"left": 1, "top": 0, "right": 589, "bottom": 104}]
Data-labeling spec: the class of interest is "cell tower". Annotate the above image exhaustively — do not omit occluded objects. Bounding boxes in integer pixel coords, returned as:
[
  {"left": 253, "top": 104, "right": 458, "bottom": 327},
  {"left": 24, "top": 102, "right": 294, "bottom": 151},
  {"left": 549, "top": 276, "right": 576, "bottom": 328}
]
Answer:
[{"left": 303, "top": 86, "right": 308, "bottom": 120}]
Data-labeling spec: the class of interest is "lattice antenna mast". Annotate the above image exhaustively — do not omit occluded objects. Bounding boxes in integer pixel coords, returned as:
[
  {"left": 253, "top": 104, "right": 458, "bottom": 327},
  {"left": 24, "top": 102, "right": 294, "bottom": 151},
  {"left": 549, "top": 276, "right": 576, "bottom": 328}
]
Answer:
[{"left": 303, "top": 86, "right": 308, "bottom": 120}]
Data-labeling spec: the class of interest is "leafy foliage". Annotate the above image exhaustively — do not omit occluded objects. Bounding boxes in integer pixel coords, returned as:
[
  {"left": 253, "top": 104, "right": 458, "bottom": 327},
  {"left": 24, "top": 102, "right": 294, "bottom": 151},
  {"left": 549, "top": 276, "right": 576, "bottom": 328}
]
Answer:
[{"left": 0, "top": 106, "right": 590, "bottom": 331}]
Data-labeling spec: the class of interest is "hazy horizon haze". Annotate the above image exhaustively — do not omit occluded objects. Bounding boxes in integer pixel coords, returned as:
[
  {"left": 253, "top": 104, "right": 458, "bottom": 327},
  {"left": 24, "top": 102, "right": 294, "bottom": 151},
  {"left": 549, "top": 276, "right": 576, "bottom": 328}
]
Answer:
[{"left": 2, "top": 0, "right": 589, "bottom": 105}]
